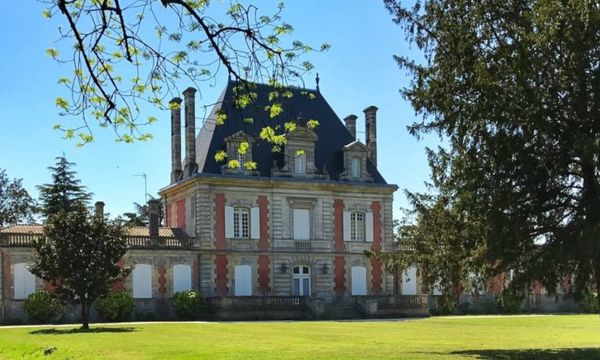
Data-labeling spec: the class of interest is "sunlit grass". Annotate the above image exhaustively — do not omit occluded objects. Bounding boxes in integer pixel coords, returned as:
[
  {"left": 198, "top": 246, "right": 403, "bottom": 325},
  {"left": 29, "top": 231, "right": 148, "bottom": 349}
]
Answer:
[{"left": 0, "top": 315, "right": 598, "bottom": 359}]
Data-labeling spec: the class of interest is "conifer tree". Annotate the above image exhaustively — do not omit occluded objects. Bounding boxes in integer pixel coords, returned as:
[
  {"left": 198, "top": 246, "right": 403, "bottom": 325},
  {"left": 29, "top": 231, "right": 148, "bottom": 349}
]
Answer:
[{"left": 37, "top": 156, "right": 91, "bottom": 218}]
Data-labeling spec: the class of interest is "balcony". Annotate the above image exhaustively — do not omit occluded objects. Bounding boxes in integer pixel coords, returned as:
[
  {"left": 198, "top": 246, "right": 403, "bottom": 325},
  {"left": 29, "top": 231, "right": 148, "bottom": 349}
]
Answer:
[{"left": 0, "top": 232, "right": 193, "bottom": 250}]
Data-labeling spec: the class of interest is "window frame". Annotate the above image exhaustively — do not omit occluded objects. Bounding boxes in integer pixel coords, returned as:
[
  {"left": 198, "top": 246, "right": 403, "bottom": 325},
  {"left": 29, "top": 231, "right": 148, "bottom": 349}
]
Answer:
[
  {"left": 233, "top": 207, "right": 250, "bottom": 239},
  {"left": 294, "top": 151, "right": 307, "bottom": 174},
  {"left": 351, "top": 157, "right": 361, "bottom": 178},
  {"left": 350, "top": 211, "right": 365, "bottom": 241}
]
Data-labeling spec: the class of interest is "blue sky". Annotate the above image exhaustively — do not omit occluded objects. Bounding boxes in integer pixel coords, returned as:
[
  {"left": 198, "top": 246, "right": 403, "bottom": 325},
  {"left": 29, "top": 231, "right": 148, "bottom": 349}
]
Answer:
[{"left": 0, "top": 1, "right": 437, "bottom": 220}]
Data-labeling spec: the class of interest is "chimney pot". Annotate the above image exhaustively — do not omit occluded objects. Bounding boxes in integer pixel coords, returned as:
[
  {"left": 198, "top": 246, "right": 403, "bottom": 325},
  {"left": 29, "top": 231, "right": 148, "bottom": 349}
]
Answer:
[
  {"left": 94, "top": 201, "right": 105, "bottom": 219},
  {"left": 344, "top": 114, "right": 358, "bottom": 140},
  {"left": 148, "top": 199, "right": 161, "bottom": 237},
  {"left": 170, "top": 97, "right": 183, "bottom": 184},
  {"left": 183, "top": 88, "right": 198, "bottom": 177},
  {"left": 363, "top": 106, "right": 378, "bottom": 167}
]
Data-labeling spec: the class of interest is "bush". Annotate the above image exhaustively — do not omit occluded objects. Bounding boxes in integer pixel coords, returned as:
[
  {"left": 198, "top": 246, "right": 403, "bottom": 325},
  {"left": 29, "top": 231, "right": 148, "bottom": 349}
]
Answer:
[
  {"left": 23, "top": 291, "right": 64, "bottom": 323},
  {"left": 497, "top": 289, "right": 524, "bottom": 314},
  {"left": 171, "top": 290, "right": 205, "bottom": 320},
  {"left": 579, "top": 292, "right": 598, "bottom": 313},
  {"left": 95, "top": 292, "right": 135, "bottom": 322}
]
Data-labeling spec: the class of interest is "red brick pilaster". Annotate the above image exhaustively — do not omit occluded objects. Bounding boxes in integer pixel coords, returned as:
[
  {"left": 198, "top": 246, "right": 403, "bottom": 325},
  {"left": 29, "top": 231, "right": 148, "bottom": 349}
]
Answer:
[
  {"left": 176, "top": 199, "right": 186, "bottom": 229},
  {"left": 215, "top": 254, "right": 228, "bottom": 296},
  {"left": 334, "top": 256, "right": 346, "bottom": 295},
  {"left": 257, "top": 255, "right": 270, "bottom": 294},
  {"left": 371, "top": 258, "right": 382, "bottom": 294},
  {"left": 533, "top": 280, "right": 543, "bottom": 295},
  {"left": 257, "top": 196, "right": 269, "bottom": 251},
  {"left": 158, "top": 266, "right": 167, "bottom": 294},
  {"left": 371, "top": 201, "right": 382, "bottom": 251},
  {"left": 333, "top": 199, "right": 344, "bottom": 252},
  {"left": 214, "top": 193, "right": 226, "bottom": 250}
]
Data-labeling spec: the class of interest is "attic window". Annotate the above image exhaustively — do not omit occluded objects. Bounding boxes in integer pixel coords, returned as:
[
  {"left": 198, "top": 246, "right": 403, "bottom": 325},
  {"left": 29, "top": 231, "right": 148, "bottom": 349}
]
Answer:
[
  {"left": 237, "top": 151, "right": 246, "bottom": 171},
  {"left": 294, "top": 152, "right": 306, "bottom": 174},
  {"left": 351, "top": 157, "right": 361, "bottom": 177}
]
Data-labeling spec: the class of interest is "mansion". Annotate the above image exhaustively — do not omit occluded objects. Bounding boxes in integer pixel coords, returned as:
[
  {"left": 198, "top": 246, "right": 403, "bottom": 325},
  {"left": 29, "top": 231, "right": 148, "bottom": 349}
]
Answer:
[{"left": 0, "top": 81, "right": 428, "bottom": 321}]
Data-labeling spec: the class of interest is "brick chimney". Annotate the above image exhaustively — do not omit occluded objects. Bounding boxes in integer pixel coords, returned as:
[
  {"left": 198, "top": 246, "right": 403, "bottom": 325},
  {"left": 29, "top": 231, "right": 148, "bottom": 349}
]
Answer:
[
  {"left": 344, "top": 114, "right": 357, "bottom": 140},
  {"left": 183, "top": 87, "right": 198, "bottom": 178},
  {"left": 94, "top": 201, "right": 105, "bottom": 219},
  {"left": 170, "top": 97, "right": 183, "bottom": 184},
  {"left": 148, "top": 199, "right": 160, "bottom": 237},
  {"left": 363, "top": 106, "right": 378, "bottom": 167}
]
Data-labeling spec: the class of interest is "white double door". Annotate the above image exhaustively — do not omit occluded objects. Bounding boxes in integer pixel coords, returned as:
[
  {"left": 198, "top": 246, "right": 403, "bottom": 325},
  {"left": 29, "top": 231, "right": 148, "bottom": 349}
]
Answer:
[{"left": 292, "top": 265, "right": 311, "bottom": 296}]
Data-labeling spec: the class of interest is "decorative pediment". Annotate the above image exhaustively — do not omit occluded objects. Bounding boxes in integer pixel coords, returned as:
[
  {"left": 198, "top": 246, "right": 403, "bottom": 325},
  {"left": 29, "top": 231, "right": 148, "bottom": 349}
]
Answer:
[
  {"left": 287, "top": 126, "right": 318, "bottom": 142},
  {"left": 225, "top": 130, "right": 254, "bottom": 143},
  {"left": 344, "top": 140, "right": 367, "bottom": 151}
]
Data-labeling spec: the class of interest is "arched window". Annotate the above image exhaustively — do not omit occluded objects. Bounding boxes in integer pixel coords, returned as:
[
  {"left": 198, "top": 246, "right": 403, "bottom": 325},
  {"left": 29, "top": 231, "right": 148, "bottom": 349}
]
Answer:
[
  {"left": 350, "top": 211, "right": 365, "bottom": 241},
  {"left": 292, "top": 265, "right": 310, "bottom": 296}
]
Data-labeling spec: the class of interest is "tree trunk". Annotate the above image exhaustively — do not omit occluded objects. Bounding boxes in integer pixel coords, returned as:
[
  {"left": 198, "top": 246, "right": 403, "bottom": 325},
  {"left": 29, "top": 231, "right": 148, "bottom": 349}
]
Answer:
[{"left": 81, "top": 299, "right": 89, "bottom": 330}]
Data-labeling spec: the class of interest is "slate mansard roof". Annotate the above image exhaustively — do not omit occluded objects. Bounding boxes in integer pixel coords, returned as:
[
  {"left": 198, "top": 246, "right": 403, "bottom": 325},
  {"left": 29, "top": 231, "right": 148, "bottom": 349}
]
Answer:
[{"left": 195, "top": 81, "right": 388, "bottom": 184}]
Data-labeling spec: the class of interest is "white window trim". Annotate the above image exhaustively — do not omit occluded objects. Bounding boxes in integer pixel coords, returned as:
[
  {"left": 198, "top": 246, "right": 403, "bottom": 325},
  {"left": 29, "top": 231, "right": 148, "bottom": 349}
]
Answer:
[{"left": 233, "top": 207, "right": 250, "bottom": 239}]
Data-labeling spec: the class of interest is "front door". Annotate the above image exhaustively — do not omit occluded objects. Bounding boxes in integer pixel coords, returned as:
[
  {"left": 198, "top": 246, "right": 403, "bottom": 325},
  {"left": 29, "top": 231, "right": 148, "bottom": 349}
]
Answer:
[{"left": 292, "top": 265, "right": 311, "bottom": 296}]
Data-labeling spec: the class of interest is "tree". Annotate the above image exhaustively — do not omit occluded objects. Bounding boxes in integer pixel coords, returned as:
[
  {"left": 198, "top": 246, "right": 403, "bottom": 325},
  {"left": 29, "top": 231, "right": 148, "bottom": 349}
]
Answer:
[
  {"left": 385, "top": 0, "right": 600, "bottom": 305},
  {"left": 0, "top": 169, "right": 36, "bottom": 228},
  {"left": 37, "top": 156, "right": 92, "bottom": 218},
  {"left": 42, "top": 0, "right": 328, "bottom": 147},
  {"left": 30, "top": 207, "right": 129, "bottom": 329}
]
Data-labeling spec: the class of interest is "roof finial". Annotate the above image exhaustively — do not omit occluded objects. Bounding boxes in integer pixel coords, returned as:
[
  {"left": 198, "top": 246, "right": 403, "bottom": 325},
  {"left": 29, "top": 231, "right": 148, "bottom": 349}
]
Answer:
[{"left": 316, "top": 73, "right": 320, "bottom": 92}]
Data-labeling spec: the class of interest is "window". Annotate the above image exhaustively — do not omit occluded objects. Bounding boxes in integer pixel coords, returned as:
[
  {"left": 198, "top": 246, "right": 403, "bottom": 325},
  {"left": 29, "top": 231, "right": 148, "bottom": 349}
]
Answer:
[
  {"left": 173, "top": 264, "right": 192, "bottom": 293},
  {"left": 234, "top": 265, "right": 252, "bottom": 296},
  {"left": 292, "top": 266, "right": 311, "bottom": 296},
  {"left": 133, "top": 264, "right": 152, "bottom": 299},
  {"left": 237, "top": 151, "right": 245, "bottom": 171},
  {"left": 13, "top": 263, "right": 35, "bottom": 300},
  {"left": 351, "top": 157, "right": 361, "bottom": 177},
  {"left": 350, "top": 212, "right": 365, "bottom": 241},
  {"left": 293, "top": 208, "right": 310, "bottom": 240},
  {"left": 233, "top": 207, "right": 250, "bottom": 239},
  {"left": 294, "top": 152, "right": 306, "bottom": 174}
]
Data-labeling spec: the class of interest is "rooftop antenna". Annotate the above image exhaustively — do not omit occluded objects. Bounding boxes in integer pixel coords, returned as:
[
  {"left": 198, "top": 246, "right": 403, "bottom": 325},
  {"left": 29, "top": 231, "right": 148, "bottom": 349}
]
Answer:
[{"left": 316, "top": 73, "right": 320, "bottom": 93}]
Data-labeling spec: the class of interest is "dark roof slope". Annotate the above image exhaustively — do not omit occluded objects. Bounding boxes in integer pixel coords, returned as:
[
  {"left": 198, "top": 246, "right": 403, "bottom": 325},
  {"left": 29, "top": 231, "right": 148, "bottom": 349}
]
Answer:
[{"left": 196, "top": 81, "right": 387, "bottom": 184}]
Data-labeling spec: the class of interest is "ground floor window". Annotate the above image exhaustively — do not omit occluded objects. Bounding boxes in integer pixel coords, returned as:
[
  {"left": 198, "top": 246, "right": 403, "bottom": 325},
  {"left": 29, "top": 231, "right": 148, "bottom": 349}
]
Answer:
[
  {"left": 173, "top": 264, "right": 192, "bottom": 293},
  {"left": 351, "top": 266, "right": 367, "bottom": 295},
  {"left": 292, "top": 265, "right": 311, "bottom": 296},
  {"left": 13, "top": 263, "right": 35, "bottom": 300},
  {"left": 234, "top": 265, "right": 252, "bottom": 296},
  {"left": 133, "top": 264, "right": 152, "bottom": 299}
]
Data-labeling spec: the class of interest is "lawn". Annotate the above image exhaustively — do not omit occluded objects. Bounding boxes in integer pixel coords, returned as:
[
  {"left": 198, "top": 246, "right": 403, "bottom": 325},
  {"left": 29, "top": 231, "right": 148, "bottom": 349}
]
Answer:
[{"left": 0, "top": 315, "right": 599, "bottom": 359}]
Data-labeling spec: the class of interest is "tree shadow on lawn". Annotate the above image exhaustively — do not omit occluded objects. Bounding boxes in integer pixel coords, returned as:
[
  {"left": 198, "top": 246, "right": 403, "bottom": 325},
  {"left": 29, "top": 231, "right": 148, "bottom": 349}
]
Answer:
[
  {"left": 449, "top": 347, "right": 600, "bottom": 359},
  {"left": 30, "top": 327, "right": 137, "bottom": 335}
]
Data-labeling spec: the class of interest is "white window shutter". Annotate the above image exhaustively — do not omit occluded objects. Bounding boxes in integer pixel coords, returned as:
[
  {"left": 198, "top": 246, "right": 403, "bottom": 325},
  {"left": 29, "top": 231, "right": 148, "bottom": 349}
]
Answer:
[
  {"left": 173, "top": 264, "right": 192, "bottom": 293},
  {"left": 133, "top": 264, "right": 152, "bottom": 299},
  {"left": 14, "top": 263, "right": 35, "bottom": 300},
  {"left": 343, "top": 211, "right": 351, "bottom": 241},
  {"left": 250, "top": 207, "right": 260, "bottom": 240},
  {"left": 293, "top": 209, "right": 310, "bottom": 240},
  {"left": 365, "top": 211, "right": 374, "bottom": 242},
  {"left": 225, "top": 205, "right": 234, "bottom": 239}
]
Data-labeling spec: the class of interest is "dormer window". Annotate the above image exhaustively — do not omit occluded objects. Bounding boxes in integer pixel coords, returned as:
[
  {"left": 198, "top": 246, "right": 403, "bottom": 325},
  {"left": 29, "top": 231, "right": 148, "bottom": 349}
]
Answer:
[
  {"left": 223, "top": 131, "right": 256, "bottom": 175},
  {"left": 341, "top": 140, "right": 372, "bottom": 182},
  {"left": 351, "top": 157, "right": 361, "bottom": 178},
  {"left": 294, "top": 151, "right": 307, "bottom": 174}
]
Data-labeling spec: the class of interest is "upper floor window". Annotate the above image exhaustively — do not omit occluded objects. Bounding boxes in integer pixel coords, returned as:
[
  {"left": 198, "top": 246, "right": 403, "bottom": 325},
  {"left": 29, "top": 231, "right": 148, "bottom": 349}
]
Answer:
[
  {"left": 350, "top": 212, "right": 365, "bottom": 241},
  {"left": 233, "top": 207, "right": 250, "bottom": 239},
  {"left": 294, "top": 151, "right": 306, "bottom": 174},
  {"left": 351, "top": 157, "right": 361, "bottom": 177}
]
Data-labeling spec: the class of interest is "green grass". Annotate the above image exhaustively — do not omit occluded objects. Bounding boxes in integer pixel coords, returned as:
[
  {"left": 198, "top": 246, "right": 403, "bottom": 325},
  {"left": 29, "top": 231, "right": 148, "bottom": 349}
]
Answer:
[{"left": 0, "top": 315, "right": 599, "bottom": 359}]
